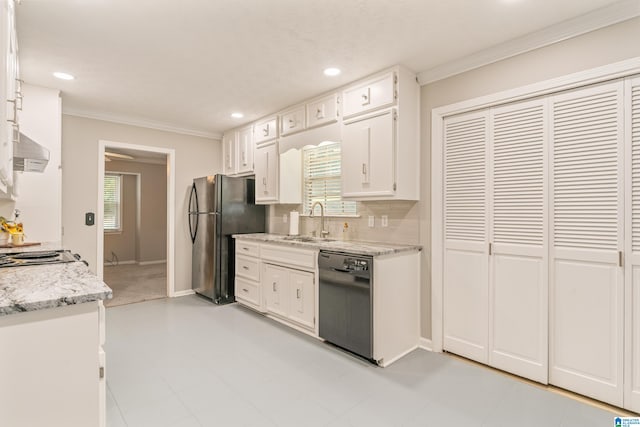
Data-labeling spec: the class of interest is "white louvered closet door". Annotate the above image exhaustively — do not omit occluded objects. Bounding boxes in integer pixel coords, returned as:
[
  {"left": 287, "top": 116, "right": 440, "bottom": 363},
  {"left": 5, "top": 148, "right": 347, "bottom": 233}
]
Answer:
[
  {"left": 443, "top": 110, "right": 490, "bottom": 364},
  {"left": 549, "top": 81, "right": 624, "bottom": 406},
  {"left": 625, "top": 75, "right": 640, "bottom": 412},
  {"left": 489, "top": 99, "right": 548, "bottom": 383}
]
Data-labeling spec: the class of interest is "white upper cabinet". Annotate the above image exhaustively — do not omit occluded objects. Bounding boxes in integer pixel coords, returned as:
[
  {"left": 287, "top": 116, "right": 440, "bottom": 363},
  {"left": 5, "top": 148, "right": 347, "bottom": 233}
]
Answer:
[
  {"left": 223, "top": 125, "right": 254, "bottom": 176},
  {"left": 254, "top": 141, "right": 278, "bottom": 203},
  {"left": 254, "top": 116, "right": 278, "bottom": 144},
  {"left": 306, "top": 93, "right": 339, "bottom": 129},
  {"left": 221, "top": 65, "right": 419, "bottom": 202},
  {"left": 222, "top": 131, "right": 236, "bottom": 175},
  {"left": 279, "top": 105, "right": 305, "bottom": 136},
  {"left": 341, "top": 66, "right": 420, "bottom": 201},
  {"left": 342, "top": 109, "right": 396, "bottom": 198},
  {"left": 236, "top": 126, "right": 254, "bottom": 175},
  {"left": 343, "top": 72, "right": 395, "bottom": 119},
  {"left": 0, "top": 0, "right": 17, "bottom": 195}
]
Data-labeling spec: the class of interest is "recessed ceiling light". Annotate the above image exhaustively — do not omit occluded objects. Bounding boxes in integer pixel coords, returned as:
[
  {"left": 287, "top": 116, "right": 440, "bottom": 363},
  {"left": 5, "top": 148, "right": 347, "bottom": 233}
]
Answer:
[
  {"left": 231, "top": 112, "right": 244, "bottom": 119},
  {"left": 53, "top": 71, "right": 75, "bottom": 80},
  {"left": 323, "top": 68, "right": 341, "bottom": 77}
]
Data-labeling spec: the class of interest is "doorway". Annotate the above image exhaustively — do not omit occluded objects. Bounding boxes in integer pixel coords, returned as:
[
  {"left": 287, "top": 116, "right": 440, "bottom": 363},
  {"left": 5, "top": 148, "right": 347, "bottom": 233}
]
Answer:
[{"left": 97, "top": 140, "right": 176, "bottom": 305}]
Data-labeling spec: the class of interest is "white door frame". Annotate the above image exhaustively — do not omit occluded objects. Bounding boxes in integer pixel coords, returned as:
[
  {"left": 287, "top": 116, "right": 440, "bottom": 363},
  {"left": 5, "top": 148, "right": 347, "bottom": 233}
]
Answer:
[
  {"left": 431, "top": 56, "right": 640, "bottom": 352},
  {"left": 97, "top": 140, "right": 177, "bottom": 297}
]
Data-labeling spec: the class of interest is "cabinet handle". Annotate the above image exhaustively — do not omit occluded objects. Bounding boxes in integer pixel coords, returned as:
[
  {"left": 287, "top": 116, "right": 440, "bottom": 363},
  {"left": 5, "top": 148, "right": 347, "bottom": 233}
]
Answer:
[
  {"left": 288, "top": 118, "right": 295, "bottom": 128},
  {"left": 489, "top": 243, "right": 492, "bottom": 255},
  {"left": 619, "top": 250, "right": 623, "bottom": 267},
  {"left": 242, "top": 266, "right": 249, "bottom": 270},
  {"left": 296, "top": 289, "right": 301, "bottom": 299},
  {"left": 11, "top": 124, "right": 19, "bottom": 143},
  {"left": 272, "top": 282, "right": 277, "bottom": 292},
  {"left": 242, "top": 288, "right": 249, "bottom": 293},
  {"left": 362, "top": 163, "right": 366, "bottom": 175},
  {"left": 316, "top": 106, "right": 324, "bottom": 119},
  {"left": 6, "top": 99, "right": 17, "bottom": 124},
  {"left": 262, "top": 177, "right": 266, "bottom": 186},
  {"left": 242, "top": 247, "right": 250, "bottom": 251},
  {"left": 263, "top": 124, "right": 269, "bottom": 136},
  {"left": 361, "top": 88, "right": 371, "bottom": 106}
]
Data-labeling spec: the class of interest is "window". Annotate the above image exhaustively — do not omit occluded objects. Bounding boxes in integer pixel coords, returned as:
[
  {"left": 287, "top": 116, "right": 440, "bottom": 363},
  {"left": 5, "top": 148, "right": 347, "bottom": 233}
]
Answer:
[
  {"left": 302, "top": 142, "right": 357, "bottom": 216},
  {"left": 104, "top": 174, "right": 122, "bottom": 231}
]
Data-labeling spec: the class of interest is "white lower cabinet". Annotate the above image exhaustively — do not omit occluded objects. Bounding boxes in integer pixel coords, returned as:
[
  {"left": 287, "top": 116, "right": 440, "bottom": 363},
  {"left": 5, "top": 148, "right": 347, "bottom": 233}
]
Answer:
[
  {"left": 235, "top": 239, "right": 316, "bottom": 333},
  {"left": 263, "top": 263, "right": 315, "bottom": 331},
  {"left": 0, "top": 301, "right": 106, "bottom": 427}
]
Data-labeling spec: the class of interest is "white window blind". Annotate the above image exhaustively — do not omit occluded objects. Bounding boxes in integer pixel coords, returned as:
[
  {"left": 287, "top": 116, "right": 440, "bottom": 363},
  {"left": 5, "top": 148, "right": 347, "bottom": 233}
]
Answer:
[
  {"left": 104, "top": 174, "right": 122, "bottom": 231},
  {"left": 303, "top": 142, "right": 357, "bottom": 216}
]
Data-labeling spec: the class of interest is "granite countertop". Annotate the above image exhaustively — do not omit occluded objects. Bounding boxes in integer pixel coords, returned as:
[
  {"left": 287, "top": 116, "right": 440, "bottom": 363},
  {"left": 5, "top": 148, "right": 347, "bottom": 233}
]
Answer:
[
  {"left": 234, "top": 233, "right": 421, "bottom": 256},
  {"left": 0, "top": 261, "right": 113, "bottom": 316}
]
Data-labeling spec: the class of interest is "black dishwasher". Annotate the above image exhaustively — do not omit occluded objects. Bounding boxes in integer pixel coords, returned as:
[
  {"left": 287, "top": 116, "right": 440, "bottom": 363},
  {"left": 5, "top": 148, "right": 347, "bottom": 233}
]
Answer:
[{"left": 318, "top": 250, "right": 373, "bottom": 361}]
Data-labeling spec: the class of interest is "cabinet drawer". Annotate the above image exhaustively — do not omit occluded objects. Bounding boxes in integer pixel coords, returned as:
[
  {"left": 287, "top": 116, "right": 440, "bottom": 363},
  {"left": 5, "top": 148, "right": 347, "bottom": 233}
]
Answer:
[
  {"left": 235, "top": 277, "right": 261, "bottom": 308},
  {"left": 236, "top": 240, "right": 260, "bottom": 257},
  {"left": 343, "top": 72, "right": 395, "bottom": 118},
  {"left": 236, "top": 255, "right": 260, "bottom": 281},
  {"left": 306, "top": 93, "right": 339, "bottom": 128},
  {"left": 280, "top": 106, "right": 306, "bottom": 136},
  {"left": 261, "top": 244, "right": 316, "bottom": 270},
  {"left": 254, "top": 116, "right": 278, "bottom": 144}
]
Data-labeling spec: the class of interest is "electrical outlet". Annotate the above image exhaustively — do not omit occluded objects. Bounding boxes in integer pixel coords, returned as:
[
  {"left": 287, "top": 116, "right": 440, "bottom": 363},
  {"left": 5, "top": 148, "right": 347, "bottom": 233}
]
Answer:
[
  {"left": 381, "top": 215, "right": 388, "bottom": 227},
  {"left": 368, "top": 215, "right": 375, "bottom": 227},
  {"left": 283, "top": 214, "right": 288, "bottom": 223}
]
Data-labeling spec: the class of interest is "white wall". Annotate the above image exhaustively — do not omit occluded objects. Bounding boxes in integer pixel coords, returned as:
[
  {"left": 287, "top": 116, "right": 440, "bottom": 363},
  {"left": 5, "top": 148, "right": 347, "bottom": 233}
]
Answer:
[
  {"left": 420, "top": 17, "right": 640, "bottom": 339},
  {"left": 61, "top": 115, "right": 220, "bottom": 292},
  {"left": 0, "top": 84, "right": 61, "bottom": 242}
]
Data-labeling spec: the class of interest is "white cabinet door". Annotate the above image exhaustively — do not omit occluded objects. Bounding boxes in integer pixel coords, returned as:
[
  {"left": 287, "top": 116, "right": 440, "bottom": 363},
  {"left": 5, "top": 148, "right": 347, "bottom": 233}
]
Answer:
[
  {"left": 288, "top": 270, "right": 315, "bottom": 329},
  {"left": 222, "top": 132, "right": 236, "bottom": 175},
  {"left": 625, "top": 76, "right": 640, "bottom": 412},
  {"left": 254, "top": 142, "right": 278, "bottom": 203},
  {"left": 549, "top": 81, "right": 624, "bottom": 406},
  {"left": 342, "top": 109, "right": 395, "bottom": 198},
  {"left": 280, "top": 105, "right": 305, "bottom": 136},
  {"left": 237, "top": 126, "right": 254, "bottom": 175},
  {"left": 254, "top": 116, "right": 278, "bottom": 144},
  {"left": 343, "top": 72, "right": 395, "bottom": 118},
  {"left": 443, "top": 110, "right": 490, "bottom": 364},
  {"left": 263, "top": 264, "right": 288, "bottom": 318},
  {"left": 489, "top": 99, "right": 549, "bottom": 383},
  {"left": 306, "top": 93, "right": 339, "bottom": 128}
]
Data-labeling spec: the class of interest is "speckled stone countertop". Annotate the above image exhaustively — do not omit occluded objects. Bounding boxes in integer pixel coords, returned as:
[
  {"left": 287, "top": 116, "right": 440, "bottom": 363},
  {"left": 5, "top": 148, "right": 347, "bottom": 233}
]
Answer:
[
  {"left": 0, "top": 252, "right": 113, "bottom": 316},
  {"left": 233, "top": 233, "right": 421, "bottom": 256}
]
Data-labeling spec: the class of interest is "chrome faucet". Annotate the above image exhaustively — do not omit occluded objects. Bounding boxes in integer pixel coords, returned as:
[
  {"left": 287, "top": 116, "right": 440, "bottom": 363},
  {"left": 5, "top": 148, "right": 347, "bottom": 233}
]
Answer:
[{"left": 310, "top": 201, "right": 329, "bottom": 238}]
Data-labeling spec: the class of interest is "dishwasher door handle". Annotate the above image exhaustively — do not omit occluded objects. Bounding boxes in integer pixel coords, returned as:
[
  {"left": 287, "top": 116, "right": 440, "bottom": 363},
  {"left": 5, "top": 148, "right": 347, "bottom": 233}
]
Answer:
[{"left": 331, "top": 267, "right": 351, "bottom": 274}]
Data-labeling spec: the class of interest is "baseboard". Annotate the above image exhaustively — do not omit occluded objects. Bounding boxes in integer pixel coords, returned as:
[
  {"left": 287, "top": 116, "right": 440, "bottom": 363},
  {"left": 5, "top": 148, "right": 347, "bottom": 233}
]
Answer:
[
  {"left": 138, "top": 259, "right": 167, "bottom": 266},
  {"left": 419, "top": 337, "right": 433, "bottom": 351},
  {"left": 104, "top": 260, "right": 137, "bottom": 266},
  {"left": 379, "top": 345, "right": 419, "bottom": 367},
  {"left": 171, "top": 289, "right": 195, "bottom": 298}
]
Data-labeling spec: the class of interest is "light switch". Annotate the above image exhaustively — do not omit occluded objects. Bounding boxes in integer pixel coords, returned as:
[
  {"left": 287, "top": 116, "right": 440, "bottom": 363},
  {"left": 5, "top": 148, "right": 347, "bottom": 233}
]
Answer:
[
  {"left": 368, "top": 215, "right": 375, "bottom": 227},
  {"left": 85, "top": 212, "right": 95, "bottom": 226}
]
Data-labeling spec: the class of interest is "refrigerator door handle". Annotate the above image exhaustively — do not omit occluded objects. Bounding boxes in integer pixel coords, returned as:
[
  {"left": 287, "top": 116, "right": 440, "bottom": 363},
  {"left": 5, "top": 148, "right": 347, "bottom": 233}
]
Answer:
[{"left": 189, "top": 183, "right": 199, "bottom": 244}]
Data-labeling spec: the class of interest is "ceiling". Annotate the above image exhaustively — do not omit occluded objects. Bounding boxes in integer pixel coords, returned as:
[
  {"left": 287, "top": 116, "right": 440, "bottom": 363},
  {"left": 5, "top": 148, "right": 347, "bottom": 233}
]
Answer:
[{"left": 15, "top": 0, "right": 637, "bottom": 138}]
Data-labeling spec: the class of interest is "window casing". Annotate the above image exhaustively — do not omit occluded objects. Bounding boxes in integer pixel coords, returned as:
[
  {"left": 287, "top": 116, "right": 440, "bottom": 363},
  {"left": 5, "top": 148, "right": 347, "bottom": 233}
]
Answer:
[
  {"left": 302, "top": 142, "right": 357, "bottom": 216},
  {"left": 104, "top": 174, "right": 122, "bottom": 232}
]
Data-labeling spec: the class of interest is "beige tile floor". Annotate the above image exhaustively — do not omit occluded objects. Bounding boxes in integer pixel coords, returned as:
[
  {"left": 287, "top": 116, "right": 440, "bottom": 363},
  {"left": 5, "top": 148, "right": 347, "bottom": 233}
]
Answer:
[{"left": 103, "top": 262, "right": 166, "bottom": 307}]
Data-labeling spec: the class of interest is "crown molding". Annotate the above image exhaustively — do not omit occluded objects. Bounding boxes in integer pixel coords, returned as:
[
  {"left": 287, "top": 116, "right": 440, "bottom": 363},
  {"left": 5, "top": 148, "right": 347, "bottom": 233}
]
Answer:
[
  {"left": 417, "top": 0, "right": 640, "bottom": 85},
  {"left": 62, "top": 107, "right": 222, "bottom": 140}
]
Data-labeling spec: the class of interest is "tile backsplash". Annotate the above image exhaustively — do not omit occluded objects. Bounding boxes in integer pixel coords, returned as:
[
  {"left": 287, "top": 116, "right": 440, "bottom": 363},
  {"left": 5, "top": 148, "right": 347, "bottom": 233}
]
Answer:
[{"left": 267, "top": 200, "right": 420, "bottom": 245}]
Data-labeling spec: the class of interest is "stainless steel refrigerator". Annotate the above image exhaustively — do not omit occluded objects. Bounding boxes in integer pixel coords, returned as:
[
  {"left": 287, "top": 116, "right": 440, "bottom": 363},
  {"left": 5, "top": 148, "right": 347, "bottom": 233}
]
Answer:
[{"left": 188, "top": 175, "right": 265, "bottom": 304}]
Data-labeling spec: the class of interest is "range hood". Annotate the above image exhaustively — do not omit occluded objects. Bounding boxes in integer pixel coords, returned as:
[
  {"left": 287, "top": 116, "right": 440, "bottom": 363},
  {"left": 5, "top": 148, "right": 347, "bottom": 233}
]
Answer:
[{"left": 13, "top": 132, "right": 50, "bottom": 173}]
